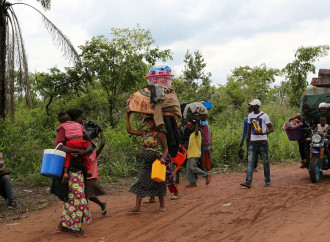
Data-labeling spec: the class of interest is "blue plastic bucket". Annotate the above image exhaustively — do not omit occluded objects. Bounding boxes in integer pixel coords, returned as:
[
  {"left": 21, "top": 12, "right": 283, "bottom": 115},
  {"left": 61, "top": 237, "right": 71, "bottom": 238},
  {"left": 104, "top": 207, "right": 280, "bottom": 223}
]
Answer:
[
  {"left": 202, "top": 102, "right": 213, "bottom": 110},
  {"left": 40, "top": 149, "right": 66, "bottom": 178}
]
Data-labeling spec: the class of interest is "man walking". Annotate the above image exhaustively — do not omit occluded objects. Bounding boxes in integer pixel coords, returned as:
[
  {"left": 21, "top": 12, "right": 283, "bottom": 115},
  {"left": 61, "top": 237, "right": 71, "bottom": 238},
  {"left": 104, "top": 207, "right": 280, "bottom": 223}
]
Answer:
[
  {"left": 239, "top": 105, "right": 258, "bottom": 171},
  {"left": 240, "top": 99, "right": 273, "bottom": 188}
]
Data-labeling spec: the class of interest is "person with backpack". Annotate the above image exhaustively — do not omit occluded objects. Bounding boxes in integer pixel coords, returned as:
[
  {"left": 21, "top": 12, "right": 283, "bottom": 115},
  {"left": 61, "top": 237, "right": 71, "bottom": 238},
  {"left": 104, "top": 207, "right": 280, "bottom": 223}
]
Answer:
[
  {"left": 240, "top": 99, "right": 273, "bottom": 188},
  {"left": 240, "top": 105, "right": 258, "bottom": 171},
  {"left": 185, "top": 118, "right": 212, "bottom": 188}
]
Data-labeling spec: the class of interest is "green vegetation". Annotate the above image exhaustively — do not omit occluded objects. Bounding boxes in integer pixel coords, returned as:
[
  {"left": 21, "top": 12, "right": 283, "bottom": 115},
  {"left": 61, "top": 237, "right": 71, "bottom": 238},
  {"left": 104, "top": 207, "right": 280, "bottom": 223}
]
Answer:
[{"left": 1, "top": 23, "right": 328, "bottom": 184}]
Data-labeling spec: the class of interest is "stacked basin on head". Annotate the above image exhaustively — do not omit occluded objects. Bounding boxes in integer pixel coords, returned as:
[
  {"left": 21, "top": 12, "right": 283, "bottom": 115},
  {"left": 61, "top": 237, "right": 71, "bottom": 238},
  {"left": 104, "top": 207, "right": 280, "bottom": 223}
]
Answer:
[{"left": 146, "top": 65, "right": 173, "bottom": 88}]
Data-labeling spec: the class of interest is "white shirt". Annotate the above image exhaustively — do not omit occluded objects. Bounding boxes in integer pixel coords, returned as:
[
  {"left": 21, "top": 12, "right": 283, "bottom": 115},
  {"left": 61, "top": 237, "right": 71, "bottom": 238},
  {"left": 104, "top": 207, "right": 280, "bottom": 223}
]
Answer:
[{"left": 248, "top": 111, "right": 271, "bottom": 141}]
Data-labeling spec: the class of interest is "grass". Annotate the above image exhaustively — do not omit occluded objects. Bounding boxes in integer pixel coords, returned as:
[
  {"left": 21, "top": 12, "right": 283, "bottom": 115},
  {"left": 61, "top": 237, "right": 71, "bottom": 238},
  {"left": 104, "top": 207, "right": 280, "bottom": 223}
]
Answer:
[{"left": 0, "top": 103, "right": 301, "bottom": 184}]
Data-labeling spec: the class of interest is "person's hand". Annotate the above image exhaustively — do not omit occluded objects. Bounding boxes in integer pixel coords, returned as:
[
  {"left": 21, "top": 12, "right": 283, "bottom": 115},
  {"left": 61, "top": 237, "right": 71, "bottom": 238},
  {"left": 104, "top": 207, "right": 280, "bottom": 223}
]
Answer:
[
  {"left": 159, "top": 157, "right": 166, "bottom": 165},
  {"left": 73, "top": 149, "right": 84, "bottom": 156}
]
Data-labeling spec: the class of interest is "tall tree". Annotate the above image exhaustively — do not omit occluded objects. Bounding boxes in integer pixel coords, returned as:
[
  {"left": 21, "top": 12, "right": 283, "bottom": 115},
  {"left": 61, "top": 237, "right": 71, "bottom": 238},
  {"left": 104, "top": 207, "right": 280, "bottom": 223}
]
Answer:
[
  {"left": 32, "top": 67, "right": 86, "bottom": 116},
  {"left": 0, "top": 0, "right": 79, "bottom": 119},
  {"left": 283, "top": 45, "right": 329, "bottom": 106},
  {"left": 79, "top": 25, "right": 172, "bottom": 127},
  {"left": 225, "top": 64, "right": 280, "bottom": 107},
  {"left": 173, "top": 50, "right": 213, "bottom": 102}
]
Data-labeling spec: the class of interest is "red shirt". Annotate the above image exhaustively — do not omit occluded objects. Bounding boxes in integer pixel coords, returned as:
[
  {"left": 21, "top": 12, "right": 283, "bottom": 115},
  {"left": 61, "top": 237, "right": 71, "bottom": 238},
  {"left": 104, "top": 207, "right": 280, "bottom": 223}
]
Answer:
[
  {"left": 58, "top": 121, "right": 85, "bottom": 138},
  {"left": 55, "top": 127, "right": 92, "bottom": 163},
  {"left": 87, "top": 152, "right": 99, "bottom": 179}
]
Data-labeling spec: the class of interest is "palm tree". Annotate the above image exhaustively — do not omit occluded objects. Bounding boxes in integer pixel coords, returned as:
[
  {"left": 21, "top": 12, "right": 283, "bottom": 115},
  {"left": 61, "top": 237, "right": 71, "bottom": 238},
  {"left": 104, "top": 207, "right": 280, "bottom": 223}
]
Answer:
[{"left": 0, "top": 0, "right": 80, "bottom": 119}]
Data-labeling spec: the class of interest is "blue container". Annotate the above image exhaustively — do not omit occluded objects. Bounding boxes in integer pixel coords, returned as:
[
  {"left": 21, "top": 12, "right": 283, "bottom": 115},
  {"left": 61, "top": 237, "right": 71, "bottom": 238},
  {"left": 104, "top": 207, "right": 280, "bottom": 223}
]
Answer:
[
  {"left": 40, "top": 149, "right": 66, "bottom": 178},
  {"left": 202, "top": 102, "right": 213, "bottom": 110}
]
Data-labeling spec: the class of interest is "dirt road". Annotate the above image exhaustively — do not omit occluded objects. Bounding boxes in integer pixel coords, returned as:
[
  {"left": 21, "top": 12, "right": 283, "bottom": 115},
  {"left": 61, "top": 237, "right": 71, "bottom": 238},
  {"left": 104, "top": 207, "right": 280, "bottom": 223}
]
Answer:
[{"left": 1, "top": 163, "right": 330, "bottom": 242}]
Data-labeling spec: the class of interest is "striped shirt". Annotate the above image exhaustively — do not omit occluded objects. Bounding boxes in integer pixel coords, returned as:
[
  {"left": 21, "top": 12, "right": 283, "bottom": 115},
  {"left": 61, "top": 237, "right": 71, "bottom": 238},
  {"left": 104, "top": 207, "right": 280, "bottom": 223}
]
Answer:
[{"left": 59, "top": 121, "right": 85, "bottom": 138}]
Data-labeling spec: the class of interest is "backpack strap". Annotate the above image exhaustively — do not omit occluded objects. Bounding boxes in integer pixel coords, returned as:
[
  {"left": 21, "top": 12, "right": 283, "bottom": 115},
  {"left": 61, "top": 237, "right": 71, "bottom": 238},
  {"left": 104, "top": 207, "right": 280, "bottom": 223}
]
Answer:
[{"left": 255, "top": 112, "right": 264, "bottom": 120}]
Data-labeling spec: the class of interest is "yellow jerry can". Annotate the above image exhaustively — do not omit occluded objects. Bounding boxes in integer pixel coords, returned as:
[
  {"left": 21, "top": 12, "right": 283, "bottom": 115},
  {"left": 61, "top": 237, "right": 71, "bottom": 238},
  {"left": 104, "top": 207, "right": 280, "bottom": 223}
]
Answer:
[{"left": 151, "top": 159, "right": 166, "bottom": 182}]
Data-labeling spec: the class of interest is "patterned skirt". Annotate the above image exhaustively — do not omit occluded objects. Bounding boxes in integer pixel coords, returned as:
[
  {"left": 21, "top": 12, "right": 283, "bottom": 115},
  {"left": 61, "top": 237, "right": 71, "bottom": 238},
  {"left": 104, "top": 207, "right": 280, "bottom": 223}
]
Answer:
[
  {"left": 165, "top": 155, "right": 175, "bottom": 185},
  {"left": 129, "top": 149, "right": 166, "bottom": 197},
  {"left": 60, "top": 171, "right": 92, "bottom": 231}
]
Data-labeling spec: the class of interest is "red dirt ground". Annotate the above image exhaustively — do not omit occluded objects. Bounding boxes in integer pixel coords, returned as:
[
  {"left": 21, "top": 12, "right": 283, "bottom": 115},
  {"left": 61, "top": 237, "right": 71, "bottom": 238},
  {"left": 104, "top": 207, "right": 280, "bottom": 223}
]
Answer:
[{"left": 1, "top": 163, "right": 330, "bottom": 242}]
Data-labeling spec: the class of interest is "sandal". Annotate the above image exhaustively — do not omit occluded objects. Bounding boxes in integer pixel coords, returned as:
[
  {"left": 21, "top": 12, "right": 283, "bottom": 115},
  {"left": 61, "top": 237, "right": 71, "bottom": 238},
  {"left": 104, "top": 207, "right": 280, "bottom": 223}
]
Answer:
[
  {"left": 56, "top": 227, "right": 73, "bottom": 234},
  {"left": 57, "top": 222, "right": 72, "bottom": 234},
  {"left": 144, "top": 198, "right": 156, "bottom": 203},
  {"left": 129, "top": 208, "right": 141, "bottom": 214},
  {"left": 101, "top": 202, "right": 107, "bottom": 216},
  {"left": 170, "top": 195, "right": 180, "bottom": 200},
  {"left": 158, "top": 207, "right": 166, "bottom": 212},
  {"left": 206, "top": 174, "right": 213, "bottom": 185},
  {"left": 75, "top": 229, "right": 87, "bottom": 238}
]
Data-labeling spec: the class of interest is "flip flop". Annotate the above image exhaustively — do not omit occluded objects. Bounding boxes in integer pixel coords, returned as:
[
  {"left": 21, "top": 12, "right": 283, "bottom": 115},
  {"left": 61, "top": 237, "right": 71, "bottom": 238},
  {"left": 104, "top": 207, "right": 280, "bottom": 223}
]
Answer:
[
  {"left": 143, "top": 199, "right": 156, "bottom": 204},
  {"left": 129, "top": 208, "right": 141, "bottom": 215},
  {"left": 75, "top": 229, "right": 87, "bottom": 238},
  {"left": 206, "top": 174, "right": 213, "bottom": 185},
  {"left": 101, "top": 208, "right": 107, "bottom": 216},
  {"left": 101, "top": 202, "right": 107, "bottom": 216},
  {"left": 170, "top": 195, "right": 180, "bottom": 200},
  {"left": 56, "top": 227, "right": 73, "bottom": 234},
  {"left": 158, "top": 207, "right": 166, "bottom": 213}
]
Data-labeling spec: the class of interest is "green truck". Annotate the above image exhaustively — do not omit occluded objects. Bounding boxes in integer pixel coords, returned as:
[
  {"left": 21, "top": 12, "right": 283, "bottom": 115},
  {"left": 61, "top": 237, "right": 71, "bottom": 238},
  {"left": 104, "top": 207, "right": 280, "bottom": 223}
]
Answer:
[{"left": 301, "top": 69, "right": 330, "bottom": 114}]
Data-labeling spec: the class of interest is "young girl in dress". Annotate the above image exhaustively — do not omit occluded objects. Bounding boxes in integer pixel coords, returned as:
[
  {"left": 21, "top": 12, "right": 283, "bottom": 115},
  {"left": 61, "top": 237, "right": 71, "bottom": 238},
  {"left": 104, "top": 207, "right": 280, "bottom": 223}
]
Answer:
[{"left": 86, "top": 128, "right": 107, "bottom": 215}]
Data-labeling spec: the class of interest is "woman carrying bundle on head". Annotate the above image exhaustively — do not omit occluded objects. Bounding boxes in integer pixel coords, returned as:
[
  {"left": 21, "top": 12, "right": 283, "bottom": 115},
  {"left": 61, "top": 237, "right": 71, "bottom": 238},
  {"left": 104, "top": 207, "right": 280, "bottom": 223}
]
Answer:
[{"left": 126, "top": 112, "right": 168, "bottom": 214}]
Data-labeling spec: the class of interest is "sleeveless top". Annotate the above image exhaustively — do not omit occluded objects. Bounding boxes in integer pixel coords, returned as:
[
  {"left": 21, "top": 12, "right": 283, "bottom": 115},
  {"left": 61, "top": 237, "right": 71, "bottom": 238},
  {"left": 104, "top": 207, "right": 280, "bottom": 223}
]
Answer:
[
  {"left": 316, "top": 124, "right": 329, "bottom": 134},
  {"left": 141, "top": 130, "right": 160, "bottom": 151}
]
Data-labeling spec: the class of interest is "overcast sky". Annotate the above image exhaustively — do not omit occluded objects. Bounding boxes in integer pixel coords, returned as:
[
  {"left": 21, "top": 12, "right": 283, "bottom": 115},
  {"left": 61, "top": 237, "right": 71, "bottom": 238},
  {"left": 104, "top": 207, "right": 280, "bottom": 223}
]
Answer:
[{"left": 13, "top": 0, "right": 330, "bottom": 86}]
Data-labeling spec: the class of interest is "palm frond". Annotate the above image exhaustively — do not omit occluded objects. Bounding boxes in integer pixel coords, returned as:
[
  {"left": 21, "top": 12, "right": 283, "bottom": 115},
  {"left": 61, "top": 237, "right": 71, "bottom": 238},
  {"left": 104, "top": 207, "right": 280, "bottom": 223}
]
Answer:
[
  {"left": 13, "top": 3, "right": 81, "bottom": 64},
  {"left": 35, "top": 0, "right": 51, "bottom": 10}
]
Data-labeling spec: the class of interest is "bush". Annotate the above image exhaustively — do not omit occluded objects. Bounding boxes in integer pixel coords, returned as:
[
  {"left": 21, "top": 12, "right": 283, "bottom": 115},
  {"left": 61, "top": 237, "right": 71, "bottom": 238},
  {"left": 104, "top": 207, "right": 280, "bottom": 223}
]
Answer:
[
  {"left": 210, "top": 103, "right": 299, "bottom": 170},
  {"left": 1, "top": 101, "right": 300, "bottom": 185}
]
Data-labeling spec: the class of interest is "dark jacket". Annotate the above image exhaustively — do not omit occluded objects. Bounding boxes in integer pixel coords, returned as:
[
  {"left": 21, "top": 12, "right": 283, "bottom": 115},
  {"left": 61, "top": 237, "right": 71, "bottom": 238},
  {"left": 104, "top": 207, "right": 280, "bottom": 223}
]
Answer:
[{"left": 164, "top": 117, "right": 180, "bottom": 157}]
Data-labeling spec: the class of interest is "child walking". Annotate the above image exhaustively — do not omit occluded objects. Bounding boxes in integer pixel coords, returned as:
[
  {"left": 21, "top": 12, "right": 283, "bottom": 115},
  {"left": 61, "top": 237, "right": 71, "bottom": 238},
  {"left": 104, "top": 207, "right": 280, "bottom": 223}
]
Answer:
[
  {"left": 87, "top": 128, "right": 107, "bottom": 215},
  {"left": 57, "top": 112, "right": 93, "bottom": 184},
  {"left": 185, "top": 119, "right": 212, "bottom": 188}
]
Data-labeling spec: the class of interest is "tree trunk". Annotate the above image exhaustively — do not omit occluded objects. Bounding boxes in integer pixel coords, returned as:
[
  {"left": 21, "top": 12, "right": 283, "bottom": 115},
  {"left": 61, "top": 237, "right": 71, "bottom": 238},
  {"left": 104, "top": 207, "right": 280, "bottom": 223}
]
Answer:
[
  {"left": 0, "top": 3, "right": 6, "bottom": 119},
  {"left": 105, "top": 89, "right": 114, "bottom": 127},
  {"left": 45, "top": 95, "right": 54, "bottom": 117}
]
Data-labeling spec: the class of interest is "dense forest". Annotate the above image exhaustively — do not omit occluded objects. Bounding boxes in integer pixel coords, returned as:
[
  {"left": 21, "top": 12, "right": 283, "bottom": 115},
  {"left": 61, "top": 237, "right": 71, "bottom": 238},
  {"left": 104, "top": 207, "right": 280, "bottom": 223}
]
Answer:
[{"left": 1, "top": 15, "right": 329, "bottom": 184}]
